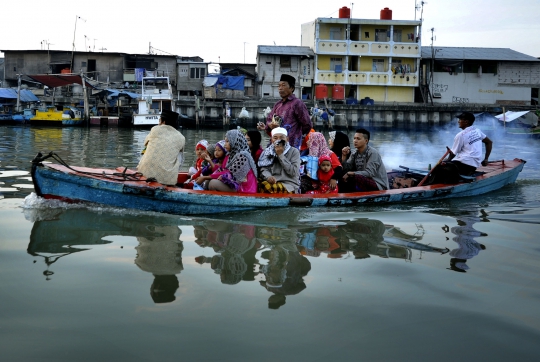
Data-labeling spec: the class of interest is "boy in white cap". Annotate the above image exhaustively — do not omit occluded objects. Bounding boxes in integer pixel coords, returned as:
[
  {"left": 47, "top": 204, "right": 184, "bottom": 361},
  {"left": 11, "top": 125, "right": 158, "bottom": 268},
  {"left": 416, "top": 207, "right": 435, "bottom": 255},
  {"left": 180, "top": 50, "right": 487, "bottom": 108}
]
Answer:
[{"left": 257, "top": 127, "right": 301, "bottom": 193}]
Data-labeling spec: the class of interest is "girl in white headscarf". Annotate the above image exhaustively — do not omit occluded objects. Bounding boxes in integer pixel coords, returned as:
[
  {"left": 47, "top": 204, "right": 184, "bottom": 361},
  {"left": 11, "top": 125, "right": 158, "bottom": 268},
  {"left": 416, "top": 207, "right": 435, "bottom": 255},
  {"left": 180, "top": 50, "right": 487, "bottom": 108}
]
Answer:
[{"left": 208, "top": 129, "right": 258, "bottom": 193}]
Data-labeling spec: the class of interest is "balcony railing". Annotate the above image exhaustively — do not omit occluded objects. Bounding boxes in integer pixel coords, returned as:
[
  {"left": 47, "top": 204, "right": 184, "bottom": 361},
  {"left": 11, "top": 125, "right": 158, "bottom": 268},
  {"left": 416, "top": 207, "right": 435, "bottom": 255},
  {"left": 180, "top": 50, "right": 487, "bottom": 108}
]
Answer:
[
  {"left": 315, "top": 70, "right": 419, "bottom": 86},
  {"left": 316, "top": 40, "right": 420, "bottom": 57}
]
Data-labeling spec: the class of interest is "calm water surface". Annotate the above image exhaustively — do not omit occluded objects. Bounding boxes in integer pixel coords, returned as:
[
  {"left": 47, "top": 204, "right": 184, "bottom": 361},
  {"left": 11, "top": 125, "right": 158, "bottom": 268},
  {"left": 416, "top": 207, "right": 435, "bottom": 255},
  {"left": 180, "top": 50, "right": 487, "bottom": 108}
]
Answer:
[{"left": 1, "top": 124, "right": 540, "bottom": 361}]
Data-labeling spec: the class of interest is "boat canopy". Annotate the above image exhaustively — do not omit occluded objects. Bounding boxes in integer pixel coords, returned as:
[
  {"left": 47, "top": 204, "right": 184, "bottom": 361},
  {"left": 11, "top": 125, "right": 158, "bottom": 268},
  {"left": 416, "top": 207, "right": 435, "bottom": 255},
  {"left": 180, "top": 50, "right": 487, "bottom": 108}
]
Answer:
[
  {"left": 495, "top": 111, "right": 538, "bottom": 126},
  {"left": 0, "top": 88, "right": 40, "bottom": 102},
  {"left": 27, "top": 74, "right": 96, "bottom": 89},
  {"left": 94, "top": 88, "right": 141, "bottom": 107},
  {"left": 95, "top": 89, "right": 141, "bottom": 99}
]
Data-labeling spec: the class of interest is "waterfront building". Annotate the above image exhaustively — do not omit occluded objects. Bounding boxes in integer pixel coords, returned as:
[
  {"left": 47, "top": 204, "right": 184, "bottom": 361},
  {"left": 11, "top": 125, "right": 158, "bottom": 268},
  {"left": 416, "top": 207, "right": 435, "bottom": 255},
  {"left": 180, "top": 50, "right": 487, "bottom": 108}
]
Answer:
[
  {"left": 420, "top": 47, "right": 540, "bottom": 105},
  {"left": 176, "top": 56, "right": 209, "bottom": 98},
  {"left": 301, "top": 7, "right": 422, "bottom": 104},
  {"left": 256, "top": 45, "right": 315, "bottom": 99}
]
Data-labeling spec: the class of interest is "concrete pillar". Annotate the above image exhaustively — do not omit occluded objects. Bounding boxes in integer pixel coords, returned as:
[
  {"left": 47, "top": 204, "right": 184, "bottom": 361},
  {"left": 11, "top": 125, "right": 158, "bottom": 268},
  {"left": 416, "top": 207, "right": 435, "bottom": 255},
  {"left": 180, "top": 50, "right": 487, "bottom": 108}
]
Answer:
[
  {"left": 430, "top": 111, "right": 440, "bottom": 126},
  {"left": 396, "top": 111, "right": 405, "bottom": 128}
]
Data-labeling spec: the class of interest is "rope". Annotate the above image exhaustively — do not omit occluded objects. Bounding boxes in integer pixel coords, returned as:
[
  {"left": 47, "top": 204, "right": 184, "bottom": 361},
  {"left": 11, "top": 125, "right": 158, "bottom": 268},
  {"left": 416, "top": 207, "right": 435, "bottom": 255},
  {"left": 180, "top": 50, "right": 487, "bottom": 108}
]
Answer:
[{"left": 32, "top": 151, "right": 148, "bottom": 182}]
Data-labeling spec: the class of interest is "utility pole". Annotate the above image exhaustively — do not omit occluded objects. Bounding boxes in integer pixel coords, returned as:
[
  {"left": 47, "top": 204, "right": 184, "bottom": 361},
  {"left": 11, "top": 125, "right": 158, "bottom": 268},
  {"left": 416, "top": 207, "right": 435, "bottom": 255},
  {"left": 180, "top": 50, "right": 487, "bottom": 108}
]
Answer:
[{"left": 71, "top": 15, "right": 86, "bottom": 72}]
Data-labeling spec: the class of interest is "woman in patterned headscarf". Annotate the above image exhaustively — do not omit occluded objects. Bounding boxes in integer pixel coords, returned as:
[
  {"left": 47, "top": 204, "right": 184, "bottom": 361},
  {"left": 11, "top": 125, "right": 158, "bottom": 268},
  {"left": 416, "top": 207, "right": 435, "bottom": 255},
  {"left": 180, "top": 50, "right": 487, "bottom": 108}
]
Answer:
[
  {"left": 208, "top": 129, "right": 258, "bottom": 193},
  {"left": 306, "top": 132, "right": 343, "bottom": 192}
]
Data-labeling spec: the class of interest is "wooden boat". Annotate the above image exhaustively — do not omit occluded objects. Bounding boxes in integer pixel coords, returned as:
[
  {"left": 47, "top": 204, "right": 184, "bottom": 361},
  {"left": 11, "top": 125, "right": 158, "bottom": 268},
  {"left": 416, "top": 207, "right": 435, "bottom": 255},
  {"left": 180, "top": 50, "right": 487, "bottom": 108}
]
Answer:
[{"left": 30, "top": 152, "right": 526, "bottom": 216}]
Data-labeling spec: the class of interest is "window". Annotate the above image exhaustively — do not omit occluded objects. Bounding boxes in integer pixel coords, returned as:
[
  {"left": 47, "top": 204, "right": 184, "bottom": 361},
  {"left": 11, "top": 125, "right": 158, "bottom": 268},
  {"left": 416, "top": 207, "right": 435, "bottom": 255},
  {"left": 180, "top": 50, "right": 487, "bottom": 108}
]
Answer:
[
  {"left": 190, "top": 67, "right": 206, "bottom": 79},
  {"left": 375, "top": 29, "right": 388, "bottom": 42},
  {"left": 87, "top": 59, "right": 96, "bottom": 73},
  {"left": 330, "top": 58, "right": 342, "bottom": 72},
  {"left": 280, "top": 56, "right": 291, "bottom": 68},
  {"left": 393, "top": 30, "right": 402, "bottom": 42},
  {"left": 372, "top": 59, "right": 385, "bottom": 72},
  {"left": 330, "top": 27, "right": 342, "bottom": 40}
]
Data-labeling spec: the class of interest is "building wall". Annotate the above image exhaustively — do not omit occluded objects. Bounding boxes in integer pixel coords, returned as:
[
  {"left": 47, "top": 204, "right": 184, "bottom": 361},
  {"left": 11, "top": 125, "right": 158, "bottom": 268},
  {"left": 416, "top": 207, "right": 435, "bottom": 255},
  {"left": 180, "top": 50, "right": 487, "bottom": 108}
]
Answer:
[
  {"left": 498, "top": 62, "right": 540, "bottom": 87},
  {"left": 431, "top": 71, "right": 530, "bottom": 105},
  {"left": 73, "top": 53, "right": 125, "bottom": 83},
  {"left": 386, "top": 86, "right": 414, "bottom": 102},
  {"left": 257, "top": 54, "right": 304, "bottom": 98},
  {"left": 301, "top": 21, "right": 316, "bottom": 47}
]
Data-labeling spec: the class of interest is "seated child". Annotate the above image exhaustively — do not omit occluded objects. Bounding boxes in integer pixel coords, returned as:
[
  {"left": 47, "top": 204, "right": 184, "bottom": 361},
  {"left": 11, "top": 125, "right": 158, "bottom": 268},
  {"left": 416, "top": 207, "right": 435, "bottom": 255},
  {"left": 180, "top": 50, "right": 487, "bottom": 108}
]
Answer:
[
  {"left": 185, "top": 140, "right": 209, "bottom": 188},
  {"left": 306, "top": 155, "right": 339, "bottom": 194},
  {"left": 195, "top": 140, "right": 228, "bottom": 189}
]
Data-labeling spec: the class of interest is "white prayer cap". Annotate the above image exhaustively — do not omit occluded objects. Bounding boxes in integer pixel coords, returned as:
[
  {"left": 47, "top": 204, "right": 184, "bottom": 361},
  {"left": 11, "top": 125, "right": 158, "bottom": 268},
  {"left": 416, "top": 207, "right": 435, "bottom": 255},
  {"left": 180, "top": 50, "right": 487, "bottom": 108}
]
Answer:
[{"left": 271, "top": 127, "right": 287, "bottom": 136}]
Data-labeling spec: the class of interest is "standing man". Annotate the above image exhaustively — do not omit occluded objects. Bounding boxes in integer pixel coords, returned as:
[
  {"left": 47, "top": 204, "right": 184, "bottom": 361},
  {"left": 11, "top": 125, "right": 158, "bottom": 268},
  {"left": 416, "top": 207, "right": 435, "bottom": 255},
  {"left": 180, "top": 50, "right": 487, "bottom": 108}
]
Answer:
[
  {"left": 258, "top": 74, "right": 312, "bottom": 149},
  {"left": 431, "top": 112, "right": 493, "bottom": 184},
  {"left": 341, "top": 128, "right": 389, "bottom": 192}
]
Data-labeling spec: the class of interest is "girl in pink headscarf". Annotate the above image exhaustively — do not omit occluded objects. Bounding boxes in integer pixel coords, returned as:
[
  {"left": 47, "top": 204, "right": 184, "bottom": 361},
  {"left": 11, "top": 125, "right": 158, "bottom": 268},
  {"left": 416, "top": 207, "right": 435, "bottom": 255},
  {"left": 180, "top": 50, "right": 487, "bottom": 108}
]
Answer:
[{"left": 307, "top": 132, "right": 343, "bottom": 192}]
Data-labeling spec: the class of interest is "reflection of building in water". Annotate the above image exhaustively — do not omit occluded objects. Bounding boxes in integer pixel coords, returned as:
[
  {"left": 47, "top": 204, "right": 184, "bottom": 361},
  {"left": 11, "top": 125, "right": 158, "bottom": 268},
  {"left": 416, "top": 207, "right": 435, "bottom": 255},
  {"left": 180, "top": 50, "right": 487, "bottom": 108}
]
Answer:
[
  {"left": 194, "top": 221, "right": 259, "bottom": 285},
  {"left": 446, "top": 214, "right": 487, "bottom": 273},
  {"left": 134, "top": 225, "right": 184, "bottom": 303}
]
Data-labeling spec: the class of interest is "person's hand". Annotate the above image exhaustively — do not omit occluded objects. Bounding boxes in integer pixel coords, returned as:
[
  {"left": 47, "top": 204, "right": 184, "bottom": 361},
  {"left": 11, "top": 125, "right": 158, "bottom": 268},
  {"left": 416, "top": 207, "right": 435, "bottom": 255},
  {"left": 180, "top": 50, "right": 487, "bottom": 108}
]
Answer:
[
  {"left": 274, "top": 141, "right": 285, "bottom": 156},
  {"left": 203, "top": 152, "right": 211, "bottom": 162},
  {"left": 481, "top": 159, "right": 489, "bottom": 166},
  {"left": 329, "top": 179, "right": 337, "bottom": 190},
  {"left": 257, "top": 122, "right": 265, "bottom": 131},
  {"left": 267, "top": 176, "right": 276, "bottom": 184},
  {"left": 343, "top": 171, "right": 353, "bottom": 181},
  {"left": 269, "top": 121, "right": 279, "bottom": 130},
  {"left": 342, "top": 146, "right": 350, "bottom": 156},
  {"left": 195, "top": 176, "right": 206, "bottom": 184}
]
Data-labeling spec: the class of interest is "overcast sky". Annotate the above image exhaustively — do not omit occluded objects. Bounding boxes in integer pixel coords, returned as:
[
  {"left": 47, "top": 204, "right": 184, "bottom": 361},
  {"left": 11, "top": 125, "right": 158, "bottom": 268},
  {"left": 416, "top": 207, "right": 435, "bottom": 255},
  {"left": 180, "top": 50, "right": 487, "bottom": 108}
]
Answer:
[{"left": 1, "top": 0, "right": 538, "bottom": 64}]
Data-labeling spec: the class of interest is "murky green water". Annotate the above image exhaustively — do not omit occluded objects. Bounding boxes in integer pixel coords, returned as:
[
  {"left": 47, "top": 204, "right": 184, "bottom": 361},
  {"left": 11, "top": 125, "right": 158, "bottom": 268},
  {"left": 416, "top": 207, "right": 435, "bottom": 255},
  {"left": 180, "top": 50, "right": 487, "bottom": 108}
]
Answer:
[{"left": 1, "top": 124, "right": 540, "bottom": 361}]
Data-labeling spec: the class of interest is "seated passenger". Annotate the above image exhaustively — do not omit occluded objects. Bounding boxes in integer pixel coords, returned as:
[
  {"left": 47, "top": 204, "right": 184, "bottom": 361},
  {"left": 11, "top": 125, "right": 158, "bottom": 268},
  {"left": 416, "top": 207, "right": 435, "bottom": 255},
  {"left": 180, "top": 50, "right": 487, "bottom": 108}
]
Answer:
[
  {"left": 137, "top": 110, "right": 186, "bottom": 186},
  {"left": 429, "top": 112, "right": 493, "bottom": 184},
  {"left": 258, "top": 127, "right": 301, "bottom": 194},
  {"left": 341, "top": 128, "right": 389, "bottom": 192},
  {"left": 246, "top": 130, "right": 263, "bottom": 164},
  {"left": 306, "top": 156, "right": 339, "bottom": 194},
  {"left": 306, "top": 132, "right": 343, "bottom": 192},
  {"left": 207, "top": 129, "right": 258, "bottom": 193},
  {"left": 196, "top": 140, "right": 228, "bottom": 189}
]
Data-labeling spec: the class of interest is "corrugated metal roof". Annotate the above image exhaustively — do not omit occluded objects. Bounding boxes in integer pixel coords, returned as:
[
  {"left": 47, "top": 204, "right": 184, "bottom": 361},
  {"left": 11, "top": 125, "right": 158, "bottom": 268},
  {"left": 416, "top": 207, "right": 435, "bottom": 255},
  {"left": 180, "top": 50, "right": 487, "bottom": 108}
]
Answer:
[
  {"left": 421, "top": 47, "right": 539, "bottom": 62},
  {"left": 257, "top": 46, "right": 315, "bottom": 56}
]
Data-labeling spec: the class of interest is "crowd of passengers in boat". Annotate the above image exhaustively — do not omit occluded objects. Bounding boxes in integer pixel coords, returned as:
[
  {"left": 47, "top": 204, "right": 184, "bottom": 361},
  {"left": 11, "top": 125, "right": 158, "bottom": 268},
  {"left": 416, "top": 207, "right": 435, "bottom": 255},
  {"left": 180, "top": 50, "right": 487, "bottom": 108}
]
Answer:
[{"left": 136, "top": 74, "right": 492, "bottom": 194}]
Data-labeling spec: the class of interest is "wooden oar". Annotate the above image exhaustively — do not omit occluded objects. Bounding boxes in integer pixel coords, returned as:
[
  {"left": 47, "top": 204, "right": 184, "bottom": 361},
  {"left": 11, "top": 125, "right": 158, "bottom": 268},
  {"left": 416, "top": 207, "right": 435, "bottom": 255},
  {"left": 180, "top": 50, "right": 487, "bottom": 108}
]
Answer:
[{"left": 417, "top": 148, "right": 451, "bottom": 186}]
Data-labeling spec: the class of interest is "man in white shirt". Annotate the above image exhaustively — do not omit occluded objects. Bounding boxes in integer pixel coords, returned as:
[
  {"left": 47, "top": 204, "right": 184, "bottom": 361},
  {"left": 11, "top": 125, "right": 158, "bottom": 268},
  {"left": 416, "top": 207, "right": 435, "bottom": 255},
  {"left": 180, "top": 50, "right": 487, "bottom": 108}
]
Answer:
[
  {"left": 446, "top": 112, "right": 493, "bottom": 175},
  {"left": 429, "top": 112, "right": 493, "bottom": 184}
]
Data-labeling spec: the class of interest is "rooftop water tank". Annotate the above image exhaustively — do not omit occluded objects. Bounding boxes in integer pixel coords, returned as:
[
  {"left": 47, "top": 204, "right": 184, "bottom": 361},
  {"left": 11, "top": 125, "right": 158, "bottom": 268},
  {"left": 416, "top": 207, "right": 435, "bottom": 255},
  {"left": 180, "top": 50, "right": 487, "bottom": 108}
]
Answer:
[
  {"left": 380, "top": 7, "right": 392, "bottom": 20},
  {"left": 339, "top": 6, "right": 350, "bottom": 19}
]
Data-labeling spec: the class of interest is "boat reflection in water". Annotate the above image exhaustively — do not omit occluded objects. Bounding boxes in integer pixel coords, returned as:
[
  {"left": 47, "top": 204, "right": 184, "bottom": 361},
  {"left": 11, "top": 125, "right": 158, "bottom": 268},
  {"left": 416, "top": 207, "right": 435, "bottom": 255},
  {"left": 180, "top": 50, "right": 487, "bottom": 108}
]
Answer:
[{"left": 25, "top": 204, "right": 457, "bottom": 307}]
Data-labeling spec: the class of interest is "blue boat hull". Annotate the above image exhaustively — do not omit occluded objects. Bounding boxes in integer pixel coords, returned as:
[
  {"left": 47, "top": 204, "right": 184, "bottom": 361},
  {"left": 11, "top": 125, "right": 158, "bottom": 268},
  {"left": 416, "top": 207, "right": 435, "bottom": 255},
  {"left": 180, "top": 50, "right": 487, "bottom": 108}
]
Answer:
[{"left": 30, "top": 157, "right": 526, "bottom": 216}]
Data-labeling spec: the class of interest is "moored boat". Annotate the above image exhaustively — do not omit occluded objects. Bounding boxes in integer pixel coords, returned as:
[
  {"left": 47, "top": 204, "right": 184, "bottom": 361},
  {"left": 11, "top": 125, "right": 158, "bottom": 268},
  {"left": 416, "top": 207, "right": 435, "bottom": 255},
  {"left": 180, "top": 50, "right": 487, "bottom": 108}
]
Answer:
[
  {"left": 12, "top": 108, "right": 36, "bottom": 123},
  {"left": 30, "top": 152, "right": 526, "bottom": 216},
  {"left": 132, "top": 76, "right": 175, "bottom": 126},
  {"left": 29, "top": 106, "right": 84, "bottom": 126}
]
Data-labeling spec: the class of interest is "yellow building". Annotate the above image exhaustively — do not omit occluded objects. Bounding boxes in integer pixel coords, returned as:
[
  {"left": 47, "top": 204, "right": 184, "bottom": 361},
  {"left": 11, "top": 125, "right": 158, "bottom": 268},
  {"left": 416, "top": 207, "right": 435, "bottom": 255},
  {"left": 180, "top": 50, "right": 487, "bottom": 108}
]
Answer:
[{"left": 301, "top": 7, "right": 422, "bottom": 103}]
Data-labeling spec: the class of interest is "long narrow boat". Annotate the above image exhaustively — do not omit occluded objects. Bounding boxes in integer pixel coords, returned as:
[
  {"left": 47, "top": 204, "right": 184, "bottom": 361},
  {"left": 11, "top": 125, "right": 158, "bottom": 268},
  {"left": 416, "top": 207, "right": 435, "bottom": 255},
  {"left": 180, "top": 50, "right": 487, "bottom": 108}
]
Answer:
[{"left": 30, "top": 152, "right": 526, "bottom": 216}]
